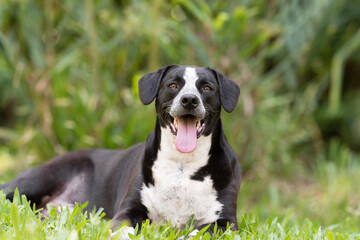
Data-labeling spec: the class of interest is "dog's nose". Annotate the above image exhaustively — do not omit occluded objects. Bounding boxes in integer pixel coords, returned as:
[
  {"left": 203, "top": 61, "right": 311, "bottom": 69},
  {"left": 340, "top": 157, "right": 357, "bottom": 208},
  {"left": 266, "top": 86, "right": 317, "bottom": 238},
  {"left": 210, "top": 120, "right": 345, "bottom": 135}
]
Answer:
[{"left": 181, "top": 94, "right": 199, "bottom": 110}]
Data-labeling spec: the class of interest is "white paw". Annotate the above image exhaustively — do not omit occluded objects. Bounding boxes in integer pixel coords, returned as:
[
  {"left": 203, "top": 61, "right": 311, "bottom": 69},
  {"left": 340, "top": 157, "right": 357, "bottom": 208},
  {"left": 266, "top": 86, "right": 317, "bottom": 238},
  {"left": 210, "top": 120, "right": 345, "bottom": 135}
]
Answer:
[
  {"left": 177, "top": 229, "right": 200, "bottom": 240},
  {"left": 110, "top": 226, "right": 135, "bottom": 240}
]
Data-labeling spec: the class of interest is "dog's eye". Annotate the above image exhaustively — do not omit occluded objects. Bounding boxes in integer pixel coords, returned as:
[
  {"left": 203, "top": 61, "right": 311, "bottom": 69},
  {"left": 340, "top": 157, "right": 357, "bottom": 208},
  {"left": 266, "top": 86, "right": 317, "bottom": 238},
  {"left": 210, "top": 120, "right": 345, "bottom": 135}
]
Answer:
[
  {"left": 168, "top": 83, "right": 178, "bottom": 89},
  {"left": 203, "top": 86, "right": 212, "bottom": 91}
]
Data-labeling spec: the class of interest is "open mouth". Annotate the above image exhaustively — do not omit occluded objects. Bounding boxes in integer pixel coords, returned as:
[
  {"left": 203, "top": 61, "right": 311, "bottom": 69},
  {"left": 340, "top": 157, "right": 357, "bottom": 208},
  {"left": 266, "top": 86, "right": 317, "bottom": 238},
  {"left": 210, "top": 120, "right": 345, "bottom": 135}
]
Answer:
[
  {"left": 169, "top": 115, "right": 205, "bottom": 153},
  {"left": 170, "top": 115, "right": 205, "bottom": 138}
]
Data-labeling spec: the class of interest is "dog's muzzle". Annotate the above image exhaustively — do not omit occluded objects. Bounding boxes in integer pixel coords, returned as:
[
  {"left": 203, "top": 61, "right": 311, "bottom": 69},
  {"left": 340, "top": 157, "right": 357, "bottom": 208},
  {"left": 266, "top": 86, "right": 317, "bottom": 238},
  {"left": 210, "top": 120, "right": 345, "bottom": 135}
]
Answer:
[{"left": 168, "top": 94, "right": 206, "bottom": 153}]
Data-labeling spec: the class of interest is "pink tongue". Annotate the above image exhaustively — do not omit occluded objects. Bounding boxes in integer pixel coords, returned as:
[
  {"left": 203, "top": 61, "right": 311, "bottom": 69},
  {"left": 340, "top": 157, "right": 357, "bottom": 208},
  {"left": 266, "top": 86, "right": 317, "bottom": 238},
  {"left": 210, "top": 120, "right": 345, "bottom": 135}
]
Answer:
[{"left": 175, "top": 117, "right": 198, "bottom": 153}]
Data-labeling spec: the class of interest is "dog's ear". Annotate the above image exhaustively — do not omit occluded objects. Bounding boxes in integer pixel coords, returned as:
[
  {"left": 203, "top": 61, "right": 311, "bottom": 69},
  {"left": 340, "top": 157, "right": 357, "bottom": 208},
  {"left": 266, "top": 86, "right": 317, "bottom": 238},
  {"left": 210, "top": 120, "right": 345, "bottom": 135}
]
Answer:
[
  {"left": 209, "top": 68, "right": 240, "bottom": 113},
  {"left": 138, "top": 65, "right": 174, "bottom": 105}
]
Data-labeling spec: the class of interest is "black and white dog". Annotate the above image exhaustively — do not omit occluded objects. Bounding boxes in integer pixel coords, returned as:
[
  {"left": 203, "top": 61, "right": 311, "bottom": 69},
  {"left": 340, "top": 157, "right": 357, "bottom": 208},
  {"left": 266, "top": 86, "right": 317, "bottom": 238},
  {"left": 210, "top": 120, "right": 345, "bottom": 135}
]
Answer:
[{"left": 0, "top": 65, "right": 241, "bottom": 237}]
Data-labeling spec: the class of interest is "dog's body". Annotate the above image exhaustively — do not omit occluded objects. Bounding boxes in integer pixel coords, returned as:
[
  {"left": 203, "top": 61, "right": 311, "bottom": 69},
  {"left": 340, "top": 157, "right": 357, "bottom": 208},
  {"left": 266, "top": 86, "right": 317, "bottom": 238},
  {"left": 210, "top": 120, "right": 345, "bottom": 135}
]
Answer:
[{"left": 0, "top": 65, "right": 241, "bottom": 234}]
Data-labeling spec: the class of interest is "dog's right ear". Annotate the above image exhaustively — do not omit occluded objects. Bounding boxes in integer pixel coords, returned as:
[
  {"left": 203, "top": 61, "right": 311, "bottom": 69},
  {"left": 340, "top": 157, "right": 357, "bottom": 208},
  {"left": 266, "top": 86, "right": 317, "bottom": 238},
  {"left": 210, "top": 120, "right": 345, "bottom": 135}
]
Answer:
[{"left": 138, "top": 65, "right": 174, "bottom": 105}]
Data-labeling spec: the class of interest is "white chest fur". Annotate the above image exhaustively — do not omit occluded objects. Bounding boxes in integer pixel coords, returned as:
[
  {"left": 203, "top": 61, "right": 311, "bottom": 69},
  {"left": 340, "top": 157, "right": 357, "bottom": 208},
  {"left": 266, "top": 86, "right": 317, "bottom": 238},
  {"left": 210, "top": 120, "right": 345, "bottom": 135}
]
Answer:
[{"left": 141, "top": 128, "right": 223, "bottom": 228}]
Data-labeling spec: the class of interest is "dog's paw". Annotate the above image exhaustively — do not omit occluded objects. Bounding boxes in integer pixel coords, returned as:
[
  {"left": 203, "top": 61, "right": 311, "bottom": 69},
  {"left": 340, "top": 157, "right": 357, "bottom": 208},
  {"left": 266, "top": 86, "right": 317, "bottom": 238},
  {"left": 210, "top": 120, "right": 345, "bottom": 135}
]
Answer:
[
  {"left": 177, "top": 229, "right": 200, "bottom": 240},
  {"left": 110, "top": 226, "right": 135, "bottom": 240}
]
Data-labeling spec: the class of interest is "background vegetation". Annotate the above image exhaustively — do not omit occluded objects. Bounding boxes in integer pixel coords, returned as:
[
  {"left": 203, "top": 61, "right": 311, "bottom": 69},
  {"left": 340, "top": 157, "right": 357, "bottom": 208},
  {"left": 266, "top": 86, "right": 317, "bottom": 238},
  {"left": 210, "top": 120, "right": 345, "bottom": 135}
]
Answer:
[{"left": 1, "top": 0, "right": 360, "bottom": 238}]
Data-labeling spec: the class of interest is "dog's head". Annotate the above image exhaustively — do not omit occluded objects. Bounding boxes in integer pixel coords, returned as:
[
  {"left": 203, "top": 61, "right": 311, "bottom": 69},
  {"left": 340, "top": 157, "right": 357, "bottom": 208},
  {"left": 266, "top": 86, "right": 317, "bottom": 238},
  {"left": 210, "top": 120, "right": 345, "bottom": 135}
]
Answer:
[{"left": 138, "top": 65, "right": 240, "bottom": 153}]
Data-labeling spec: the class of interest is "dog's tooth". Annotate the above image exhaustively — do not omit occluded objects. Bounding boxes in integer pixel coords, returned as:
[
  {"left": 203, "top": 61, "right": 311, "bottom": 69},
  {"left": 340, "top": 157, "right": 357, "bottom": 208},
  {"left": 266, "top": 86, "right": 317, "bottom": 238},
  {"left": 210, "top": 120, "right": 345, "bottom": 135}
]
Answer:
[{"left": 170, "top": 123, "right": 176, "bottom": 133}]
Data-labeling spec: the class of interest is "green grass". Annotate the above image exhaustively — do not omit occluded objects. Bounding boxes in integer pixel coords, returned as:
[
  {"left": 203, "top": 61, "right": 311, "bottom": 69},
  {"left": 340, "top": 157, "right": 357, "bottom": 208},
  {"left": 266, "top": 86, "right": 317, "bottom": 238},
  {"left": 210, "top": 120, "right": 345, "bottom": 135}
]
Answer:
[
  {"left": 1, "top": 190, "right": 360, "bottom": 240},
  {"left": 1, "top": 0, "right": 360, "bottom": 239}
]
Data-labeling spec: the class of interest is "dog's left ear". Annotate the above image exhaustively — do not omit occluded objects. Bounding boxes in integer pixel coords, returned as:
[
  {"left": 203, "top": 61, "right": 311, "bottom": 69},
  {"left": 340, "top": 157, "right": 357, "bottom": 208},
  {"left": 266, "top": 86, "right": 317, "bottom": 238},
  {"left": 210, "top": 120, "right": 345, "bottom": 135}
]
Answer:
[
  {"left": 138, "top": 65, "right": 174, "bottom": 105},
  {"left": 209, "top": 68, "right": 240, "bottom": 113}
]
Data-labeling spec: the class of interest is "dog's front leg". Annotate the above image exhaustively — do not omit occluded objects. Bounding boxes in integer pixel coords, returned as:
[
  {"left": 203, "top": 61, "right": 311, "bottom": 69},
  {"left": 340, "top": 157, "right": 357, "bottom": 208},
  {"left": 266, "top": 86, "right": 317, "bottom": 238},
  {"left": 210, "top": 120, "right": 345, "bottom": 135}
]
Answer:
[
  {"left": 110, "top": 226, "right": 135, "bottom": 240},
  {"left": 110, "top": 206, "right": 148, "bottom": 239},
  {"left": 177, "top": 229, "right": 200, "bottom": 240},
  {"left": 109, "top": 216, "right": 136, "bottom": 240}
]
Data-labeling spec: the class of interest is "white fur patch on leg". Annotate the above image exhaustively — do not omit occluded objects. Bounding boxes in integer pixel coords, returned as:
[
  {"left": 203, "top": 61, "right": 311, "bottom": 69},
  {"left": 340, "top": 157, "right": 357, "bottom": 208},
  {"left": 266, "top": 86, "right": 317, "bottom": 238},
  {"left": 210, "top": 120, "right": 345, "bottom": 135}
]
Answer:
[
  {"left": 177, "top": 229, "right": 200, "bottom": 240},
  {"left": 110, "top": 226, "right": 135, "bottom": 240}
]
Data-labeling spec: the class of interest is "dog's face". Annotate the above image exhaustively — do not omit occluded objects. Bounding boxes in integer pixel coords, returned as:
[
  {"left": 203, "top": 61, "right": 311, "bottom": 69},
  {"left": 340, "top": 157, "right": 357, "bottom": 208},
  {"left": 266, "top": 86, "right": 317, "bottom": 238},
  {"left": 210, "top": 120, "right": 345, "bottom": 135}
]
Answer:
[
  {"left": 138, "top": 65, "right": 240, "bottom": 153},
  {"left": 155, "top": 66, "right": 222, "bottom": 151}
]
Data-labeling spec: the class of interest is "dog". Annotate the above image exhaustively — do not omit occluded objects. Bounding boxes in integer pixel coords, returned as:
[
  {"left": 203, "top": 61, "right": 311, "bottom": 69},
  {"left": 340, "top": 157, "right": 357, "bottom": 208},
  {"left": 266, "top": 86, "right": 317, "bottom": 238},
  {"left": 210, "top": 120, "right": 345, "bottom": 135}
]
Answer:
[{"left": 0, "top": 65, "right": 241, "bottom": 237}]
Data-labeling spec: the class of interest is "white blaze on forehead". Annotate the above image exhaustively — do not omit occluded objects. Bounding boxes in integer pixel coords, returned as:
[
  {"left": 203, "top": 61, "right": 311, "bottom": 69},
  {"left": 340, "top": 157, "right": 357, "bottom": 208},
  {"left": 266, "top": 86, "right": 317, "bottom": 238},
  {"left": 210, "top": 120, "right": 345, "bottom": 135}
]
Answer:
[
  {"left": 183, "top": 67, "right": 199, "bottom": 87},
  {"left": 170, "top": 67, "right": 205, "bottom": 117},
  {"left": 181, "top": 67, "right": 200, "bottom": 96}
]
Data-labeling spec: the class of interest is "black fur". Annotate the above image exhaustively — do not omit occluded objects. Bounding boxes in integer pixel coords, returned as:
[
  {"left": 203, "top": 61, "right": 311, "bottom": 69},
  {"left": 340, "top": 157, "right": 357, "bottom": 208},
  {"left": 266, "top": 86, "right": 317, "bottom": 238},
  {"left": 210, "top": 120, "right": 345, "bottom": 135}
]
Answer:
[
  {"left": 207, "top": 67, "right": 240, "bottom": 113},
  {"left": 138, "top": 65, "right": 174, "bottom": 105},
  {"left": 0, "top": 65, "right": 241, "bottom": 234}
]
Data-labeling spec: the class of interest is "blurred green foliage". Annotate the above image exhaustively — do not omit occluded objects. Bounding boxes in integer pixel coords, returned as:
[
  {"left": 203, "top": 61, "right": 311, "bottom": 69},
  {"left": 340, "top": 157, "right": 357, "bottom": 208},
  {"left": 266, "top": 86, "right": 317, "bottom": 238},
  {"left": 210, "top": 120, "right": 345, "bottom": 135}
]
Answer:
[{"left": 1, "top": 0, "right": 360, "bottom": 232}]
